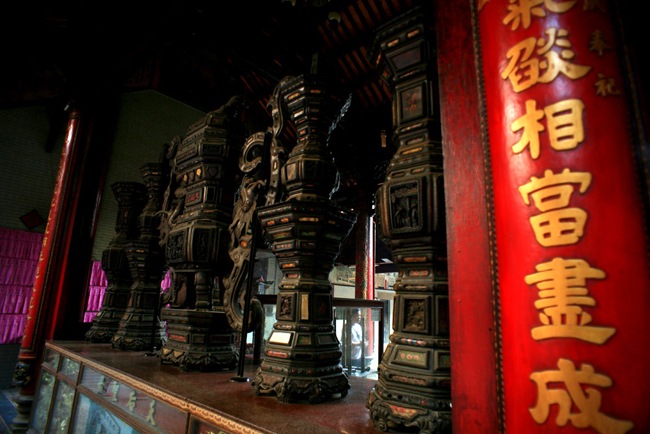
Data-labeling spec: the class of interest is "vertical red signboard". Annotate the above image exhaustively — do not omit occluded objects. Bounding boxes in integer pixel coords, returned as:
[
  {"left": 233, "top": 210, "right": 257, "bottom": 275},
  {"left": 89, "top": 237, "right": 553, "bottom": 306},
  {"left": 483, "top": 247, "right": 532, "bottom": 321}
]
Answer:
[{"left": 475, "top": 0, "right": 649, "bottom": 432}]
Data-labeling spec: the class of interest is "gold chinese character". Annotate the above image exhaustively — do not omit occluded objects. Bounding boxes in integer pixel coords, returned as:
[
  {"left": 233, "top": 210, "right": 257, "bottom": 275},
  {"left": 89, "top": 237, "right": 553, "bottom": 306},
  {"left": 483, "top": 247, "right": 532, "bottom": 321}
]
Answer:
[
  {"left": 530, "top": 359, "right": 633, "bottom": 433},
  {"left": 531, "top": 208, "right": 588, "bottom": 246},
  {"left": 127, "top": 390, "right": 137, "bottom": 412},
  {"left": 544, "top": 99, "right": 585, "bottom": 151},
  {"left": 502, "top": 28, "right": 592, "bottom": 92},
  {"left": 511, "top": 98, "right": 585, "bottom": 158},
  {"left": 589, "top": 30, "right": 611, "bottom": 56},
  {"left": 595, "top": 73, "right": 621, "bottom": 97},
  {"left": 146, "top": 401, "right": 156, "bottom": 426},
  {"left": 96, "top": 375, "right": 106, "bottom": 394},
  {"left": 504, "top": 0, "right": 576, "bottom": 31},
  {"left": 111, "top": 381, "right": 120, "bottom": 402},
  {"left": 519, "top": 169, "right": 591, "bottom": 246},
  {"left": 511, "top": 100, "right": 545, "bottom": 158},
  {"left": 583, "top": 0, "right": 607, "bottom": 13},
  {"left": 525, "top": 257, "right": 615, "bottom": 343},
  {"left": 519, "top": 168, "right": 591, "bottom": 210}
]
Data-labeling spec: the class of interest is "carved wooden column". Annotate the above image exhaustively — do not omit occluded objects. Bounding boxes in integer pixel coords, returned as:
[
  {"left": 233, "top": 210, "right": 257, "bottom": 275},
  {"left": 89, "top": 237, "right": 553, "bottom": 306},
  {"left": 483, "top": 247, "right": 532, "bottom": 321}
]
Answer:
[
  {"left": 158, "top": 99, "right": 247, "bottom": 371},
  {"left": 112, "top": 164, "right": 168, "bottom": 351},
  {"left": 252, "top": 74, "right": 357, "bottom": 403},
  {"left": 85, "top": 182, "right": 146, "bottom": 342},
  {"left": 366, "top": 8, "right": 452, "bottom": 433}
]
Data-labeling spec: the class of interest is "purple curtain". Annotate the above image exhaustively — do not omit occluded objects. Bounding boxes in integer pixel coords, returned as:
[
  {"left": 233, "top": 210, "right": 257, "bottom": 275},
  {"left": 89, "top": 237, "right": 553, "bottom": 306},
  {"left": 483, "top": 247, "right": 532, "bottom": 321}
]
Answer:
[
  {"left": 0, "top": 229, "right": 175, "bottom": 333},
  {"left": 0, "top": 228, "right": 44, "bottom": 344}
]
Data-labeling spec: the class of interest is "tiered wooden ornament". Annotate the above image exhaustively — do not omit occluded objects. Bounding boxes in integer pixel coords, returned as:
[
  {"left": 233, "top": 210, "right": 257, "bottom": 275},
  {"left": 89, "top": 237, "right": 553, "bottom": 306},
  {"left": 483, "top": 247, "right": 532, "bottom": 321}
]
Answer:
[
  {"left": 251, "top": 75, "right": 357, "bottom": 403},
  {"left": 112, "top": 164, "right": 168, "bottom": 351},
  {"left": 366, "top": 8, "right": 452, "bottom": 433},
  {"left": 157, "top": 97, "right": 247, "bottom": 371},
  {"left": 85, "top": 182, "right": 146, "bottom": 343}
]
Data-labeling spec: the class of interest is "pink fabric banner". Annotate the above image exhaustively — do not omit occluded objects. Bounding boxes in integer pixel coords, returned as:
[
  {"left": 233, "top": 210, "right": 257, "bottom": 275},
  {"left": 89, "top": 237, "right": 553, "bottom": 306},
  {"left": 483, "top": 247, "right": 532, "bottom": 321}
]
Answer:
[{"left": 0, "top": 229, "right": 43, "bottom": 344}]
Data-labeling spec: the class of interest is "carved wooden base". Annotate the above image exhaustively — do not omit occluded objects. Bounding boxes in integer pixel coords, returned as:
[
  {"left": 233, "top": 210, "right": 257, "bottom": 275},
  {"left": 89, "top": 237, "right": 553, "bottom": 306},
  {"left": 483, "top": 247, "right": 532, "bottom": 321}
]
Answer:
[
  {"left": 159, "top": 308, "right": 237, "bottom": 372},
  {"left": 251, "top": 369, "right": 350, "bottom": 404},
  {"left": 84, "top": 329, "right": 114, "bottom": 343},
  {"left": 254, "top": 200, "right": 356, "bottom": 405},
  {"left": 85, "top": 302, "right": 129, "bottom": 343},
  {"left": 367, "top": 387, "right": 451, "bottom": 434},
  {"left": 111, "top": 313, "right": 166, "bottom": 351},
  {"left": 10, "top": 392, "right": 34, "bottom": 434}
]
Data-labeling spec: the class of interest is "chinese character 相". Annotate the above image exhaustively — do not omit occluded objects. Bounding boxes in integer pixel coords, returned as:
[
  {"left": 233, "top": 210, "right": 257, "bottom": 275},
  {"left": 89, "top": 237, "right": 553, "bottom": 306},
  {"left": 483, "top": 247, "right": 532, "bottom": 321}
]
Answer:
[{"left": 511, "top": 99, "right": 585, "bottom": 159}]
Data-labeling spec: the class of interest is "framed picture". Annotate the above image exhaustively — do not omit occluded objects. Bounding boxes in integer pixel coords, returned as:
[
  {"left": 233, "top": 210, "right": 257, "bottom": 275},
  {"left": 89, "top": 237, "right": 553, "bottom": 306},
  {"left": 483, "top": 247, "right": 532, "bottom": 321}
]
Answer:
[
  {"left": 401, "top": 295, "right": 431, "bottom": 335},
  {"left": 400, "top": 84, "right": 424, "bottom": 121},
  {"left": 395, "top": 77, "right": 431, "bottom": 125},
  {"left": 277, "top": 293, "right": 296, "bottom": 321}
]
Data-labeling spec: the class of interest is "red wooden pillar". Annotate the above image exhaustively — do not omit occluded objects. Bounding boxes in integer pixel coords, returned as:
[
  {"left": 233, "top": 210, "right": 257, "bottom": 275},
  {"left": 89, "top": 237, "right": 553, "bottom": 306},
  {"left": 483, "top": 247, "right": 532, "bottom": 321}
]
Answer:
[
  {"left": 435, "top": 1, "right": 500, "bottom": 432},
  {"left": 11, "top": 96, "right": 116, "bottom": 431},
  {"left": 439, "top": 0, "right": 650, "bottom": 432},
  {"left": 354, "top": 198, "right": 375, "bottom": 300}
]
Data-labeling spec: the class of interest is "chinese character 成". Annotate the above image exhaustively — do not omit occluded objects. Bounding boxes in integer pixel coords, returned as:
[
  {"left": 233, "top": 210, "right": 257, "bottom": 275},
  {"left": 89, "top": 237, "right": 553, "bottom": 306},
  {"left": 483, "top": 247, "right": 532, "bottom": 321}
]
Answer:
[
  {"left": 511, "top": 98, "right": 585, "bottom": 158},
  {"left": 519, "top": 168, "right": 591, "bottom": 246},
  {"left": 530, "top": 359, "right": 633, "bottom": 433},
  {"left": 502, "top": 28, "right": 592, "bottom": 92},
  {"left": 525, "top": 257, "right": 615, "bottom": 344},
  {"left": 503, "top": 0, "right": 577, "bottom": 31}
]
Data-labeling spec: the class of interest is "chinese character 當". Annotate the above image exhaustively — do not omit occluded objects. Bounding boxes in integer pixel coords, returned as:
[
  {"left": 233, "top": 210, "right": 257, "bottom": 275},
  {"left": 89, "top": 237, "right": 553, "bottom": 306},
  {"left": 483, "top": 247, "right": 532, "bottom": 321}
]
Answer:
[{"left": 519, "top": 168, "right": 591, "bottom": 247}]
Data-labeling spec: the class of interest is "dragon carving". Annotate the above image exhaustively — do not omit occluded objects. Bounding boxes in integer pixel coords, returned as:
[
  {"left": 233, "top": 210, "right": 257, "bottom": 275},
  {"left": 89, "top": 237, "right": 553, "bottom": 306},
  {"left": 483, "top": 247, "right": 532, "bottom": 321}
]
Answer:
[{"left": 222, "top": 78, "right": 292, "bottom": 332}]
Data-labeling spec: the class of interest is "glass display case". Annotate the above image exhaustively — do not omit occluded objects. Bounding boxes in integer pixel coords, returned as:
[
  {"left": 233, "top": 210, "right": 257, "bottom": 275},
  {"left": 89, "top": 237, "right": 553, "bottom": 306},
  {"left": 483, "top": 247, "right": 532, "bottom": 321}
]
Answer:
[
  {"left": 29, "top": 344, "right": 215, "bottom": 434},
  {"left": 72, "top": 394, "right": 140, "bottom": 434}
]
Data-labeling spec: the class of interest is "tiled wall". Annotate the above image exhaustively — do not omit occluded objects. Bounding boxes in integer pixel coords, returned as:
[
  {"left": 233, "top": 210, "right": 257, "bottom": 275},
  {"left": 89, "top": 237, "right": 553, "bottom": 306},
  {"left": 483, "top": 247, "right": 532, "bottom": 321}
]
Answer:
[
  {"left": 91, "top": 90, "right": 204, "bottom": 260},
  {"left": 0, "top": 90, "right": 205, "bottom": 259},
  {"left": 0, "top": 104, "right": 65, "bottom": 233}
]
